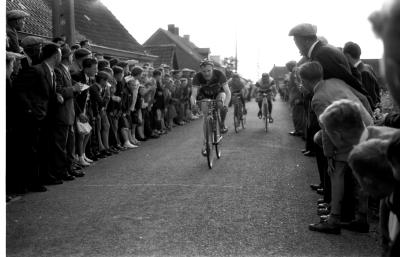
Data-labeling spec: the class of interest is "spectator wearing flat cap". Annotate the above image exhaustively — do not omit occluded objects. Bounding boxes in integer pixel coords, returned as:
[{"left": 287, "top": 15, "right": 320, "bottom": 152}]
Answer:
[
  {"left": 343, "top": 41, "right": 381, "bottom": 108},
  {"left": 52, "top": 45, "right": 85, "bottom": 181},
  {"left": 6, "top": 10, "right": 29, "bottom": 53},
  {"left": 70, "top": 48, "right": 92, "bottom": 74},
  {"left": 289, "top": 23, "right": 372, "bottom": 108},
  {"left": 20, "top": 36, "right": 45, "bottom": 71},
  {"left": 79, "top": 39, "right": 91, "bottom": 50}
]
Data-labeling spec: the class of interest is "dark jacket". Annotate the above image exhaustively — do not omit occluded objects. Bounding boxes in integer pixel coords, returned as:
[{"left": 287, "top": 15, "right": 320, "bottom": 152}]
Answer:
[
  {"left": 89, "top": 83, "right": 107, "bottom": 117},
  {"left": 6, "top": 24, "right": 20, "bottom": 53},
  {"left": 356, "top": 62, "right": 381, "bottom": 107},
  {"left": 71, "top": 71, "right": 90, "bottom": 115},
  {"left": 13, "top": 62, "right": 56, "bottom": 121},
  {"left": 54, "top": 64, "right": 75, "bottom": 125},
  {"left": 310, "top": 42, "right": 369, "bottom": 99}
]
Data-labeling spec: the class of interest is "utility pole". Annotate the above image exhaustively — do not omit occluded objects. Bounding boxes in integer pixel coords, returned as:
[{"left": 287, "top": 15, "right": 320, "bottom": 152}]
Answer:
[
  {"left": 235, "top": 28, "right": 238, "bottom": 73},
  {"left": 52, "top": 0, "right": 75, "bottom": 45}
]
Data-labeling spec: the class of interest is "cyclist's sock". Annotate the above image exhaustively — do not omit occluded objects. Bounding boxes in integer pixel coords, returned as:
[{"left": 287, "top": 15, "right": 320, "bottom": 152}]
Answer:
[{"left": 220, "top": 108, "right": 227, "bottom": 126}]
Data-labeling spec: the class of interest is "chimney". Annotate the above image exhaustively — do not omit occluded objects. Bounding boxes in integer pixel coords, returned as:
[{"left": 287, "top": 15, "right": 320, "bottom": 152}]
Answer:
[
  {"left": 174, "top": 27, "right": 179, "bottom": 36},
  {"left": 183, "top": 35, "right": 190, "bottom": 41},
  {"left": 168, "top": 24, "right": 175, "bottom": 33}
]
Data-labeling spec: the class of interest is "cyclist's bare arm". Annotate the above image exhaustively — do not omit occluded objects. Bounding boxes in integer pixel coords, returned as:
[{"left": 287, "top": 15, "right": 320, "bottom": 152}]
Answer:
[
  {"left": 190, "top": 86, "right": 198, "bottom": 106},
  {"left": 222, "top": 82, "right": 231, "bottom": 107}
]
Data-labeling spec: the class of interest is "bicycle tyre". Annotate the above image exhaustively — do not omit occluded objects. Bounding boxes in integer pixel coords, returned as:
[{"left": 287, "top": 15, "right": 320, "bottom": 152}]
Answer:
[
  {"left": 263, "top": 99, "right": 269, "bottom": 133},
  {"left": 206, "top": 117, "right": 214, "bottom": 169},
  {"left": 234, "top": 104, "right": 239, "bottom": 133},
  {"left": 214, "top": 116, "right": 221, "bottom": 159}
]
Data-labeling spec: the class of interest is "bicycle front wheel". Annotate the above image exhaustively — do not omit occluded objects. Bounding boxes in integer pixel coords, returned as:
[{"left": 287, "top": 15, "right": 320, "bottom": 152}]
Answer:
[{"left": 205, "top": 117, "right": 214, "bottom": 169}]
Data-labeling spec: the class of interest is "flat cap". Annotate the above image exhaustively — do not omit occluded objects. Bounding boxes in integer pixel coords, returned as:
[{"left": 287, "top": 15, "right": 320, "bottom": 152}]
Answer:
[
  {"left": 7, "top": 10, "right": 29, "bottom": 21},
  {"left": 74, "top": 48, "right": 92, "bottom": 59},
  {"left": 21, "top": 36, "right": 45, "bottom": 48},
  {"left": 61, "top": 46, "right": 72, "bottom": 58},
  {"left": 288, "top": 23, "right": 317, "bottom": 37}
]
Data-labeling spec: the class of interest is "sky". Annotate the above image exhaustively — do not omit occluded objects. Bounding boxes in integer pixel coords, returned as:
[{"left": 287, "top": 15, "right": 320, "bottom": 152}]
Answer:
[{"left": 101, "top": 0, "right": 384, "bottom": 81}]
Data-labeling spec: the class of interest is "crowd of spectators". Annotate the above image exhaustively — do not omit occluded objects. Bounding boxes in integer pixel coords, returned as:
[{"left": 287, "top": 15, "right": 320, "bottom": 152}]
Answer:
[
  {"left": 6, "top": 9, "right": 201, "bottom": 200},
  {"left": 5, "top": 1, "right": 400, "bottom": 256},
  {"left": 281, "top": 2, "right": 400, "bottom": 254}
]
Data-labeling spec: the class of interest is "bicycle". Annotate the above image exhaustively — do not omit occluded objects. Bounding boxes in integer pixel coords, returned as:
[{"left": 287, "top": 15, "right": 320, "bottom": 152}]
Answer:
[
  {"left": 232, "top": 93, "right": 245, "bottom": 133},
  {"left": 261, "top": 91, "right": 273, "bottom": 133},
  {"left": 198, "top": 99, "right": 222, "bottom": 169}
]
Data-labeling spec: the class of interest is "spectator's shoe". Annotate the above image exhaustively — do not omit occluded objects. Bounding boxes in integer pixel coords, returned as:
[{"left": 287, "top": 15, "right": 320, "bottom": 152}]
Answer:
[
  {"left": 27, "top": 184, "right": 47, "bottom": 192},
  {"left": 84, "top": 154, "right": 94, "bottom": 163},
  {"left": 301, "top": 149, "right": 308, "bottom": 153},
  {"left": 320, "top": 215, "right": 329, "bottom": 222},
  {"left": 123, "top": 142, "right": 138, "bottom": 149},
  {"left": 201, "top": 147, "right": 207, "bottom": 157},
  {"left": 303, "top": 151, "right": 316, "bottom": 157},
  {"left": 150, "top": 133, "right": 160, "bottom": 139},
  {"left": 289, "top": 131, "right": 301, "bottom": 136},
  {"left": 310, "top": 184, "right": 321, "bottom": 191},
  {"left": 96, "top": 152, "right": 107, "bottom": 159},
  {"left": 257, "top": 111, "right": 262, "bottom": 119},
  {"left": 101, "top": 150, "right": 112, "bottom": 157},
  {"left": 340, "top": 220, "right": 370, "bottom": 233},
  {"left": 221, "top": 126, "right": 228, "bottom": 134},
  {"left": 60, "top": 173, "right": 75, "bottom": 181},
  {"left": 309, "top": 221, "right": 341, "bottom": 234},
  {"left": 69, "top": 169, "right": 85, "bottom": 177},
  {"left": 317, "top": 207, "right": 330, "bottom": 216},
  {"left": 43, "top": 176, "right": 63, "bottom": 185},
  {"left": 316, "top": 188, "right": 324, "bottom": 195},
  {"left": 115, "top": 145, "right": 124, "bottom": 151},
  {"left": 318, "top": 203, "right": 330, "bottom": 209},
  {"left": 137, "top": 136, "right": 147, "bottom": 142},
  {"left": 269, "top": 117, "right": 274, "bottom": 123},
  {"left": 317, "top": 198, "right": 325, "bottom": 204},
  {"left": 79, "top": 158, "right": 91, "bottom": 166},
  {"left": 85, "top": 154, "right": 98, "bottom": 162}
]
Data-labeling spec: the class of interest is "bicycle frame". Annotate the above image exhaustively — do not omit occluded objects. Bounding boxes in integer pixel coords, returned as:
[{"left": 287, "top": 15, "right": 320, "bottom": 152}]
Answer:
[
  {"left": 197, "top": 99, "right": 222, "bottom": 168},
  {"left": 261, "top": 92, "right": 272, "bottom": 132},
  {"left": 232, "top": 93, "right": 243, "bottom": 133}
]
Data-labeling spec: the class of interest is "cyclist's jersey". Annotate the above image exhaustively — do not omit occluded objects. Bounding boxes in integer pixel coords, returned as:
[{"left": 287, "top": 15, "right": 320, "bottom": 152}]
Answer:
[
  {"left": 228, "top": 78, "right": 246, "bottom": 93},
  {"left": 256, "top": 78, "right": 275, "bottom": 94},
  {"left": 192, "top": 69, "right": 227, "bottom": 99}
]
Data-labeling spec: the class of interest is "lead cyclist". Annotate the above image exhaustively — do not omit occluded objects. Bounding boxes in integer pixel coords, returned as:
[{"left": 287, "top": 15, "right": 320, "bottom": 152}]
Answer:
[{"left": 190, "top": 59, "right": 231, "bottom": 155}]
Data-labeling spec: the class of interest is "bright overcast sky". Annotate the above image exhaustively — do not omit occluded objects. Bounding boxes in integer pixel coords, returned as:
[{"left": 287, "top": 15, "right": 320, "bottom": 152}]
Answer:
[{"left": 101, "top": 0, "right": 384, "bottom": 81}]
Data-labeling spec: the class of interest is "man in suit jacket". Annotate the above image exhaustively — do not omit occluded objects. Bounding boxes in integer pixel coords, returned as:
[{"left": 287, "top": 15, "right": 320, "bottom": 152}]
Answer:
[
  {"left": 299, "top": 61, "right": 373, "bottom": 235},
  {"left": 53, "top": 46, "right": 85, "bottom": 180},
  {"left": 288, "top": 23, "right": 372, "bottom": 108},
  {"left": 13, "top": 43, "right": 63, "bottom": 192},
  {"left": 343, "top": 42, "right": 381, "bottom": 108}
]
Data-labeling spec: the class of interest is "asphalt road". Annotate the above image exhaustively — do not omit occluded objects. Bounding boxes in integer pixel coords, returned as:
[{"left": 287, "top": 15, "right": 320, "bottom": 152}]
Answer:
[{"left": 6, "top": 98, "right": 381, "bottom": 257}]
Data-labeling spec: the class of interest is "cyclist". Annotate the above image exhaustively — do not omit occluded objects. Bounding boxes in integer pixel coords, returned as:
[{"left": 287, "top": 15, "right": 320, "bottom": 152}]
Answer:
[
  {"left": 255, "top": 73, "right": 276, "bottom": 122},
  {"left": 190, "top": 59, "right": 231, "bottom": 154},
  {"left": 227, "top": 73, "right": 247, "bottom": 114}
]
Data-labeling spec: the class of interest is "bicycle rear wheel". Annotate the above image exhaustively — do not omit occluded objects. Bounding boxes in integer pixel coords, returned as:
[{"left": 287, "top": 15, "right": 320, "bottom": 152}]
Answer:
[
  {"left": 206, "top": 117, "right": 214, "bottom": 169},
  {"left": 234, "top": 104, "right": 239, "bottom": 133},
  {"left": 263, "top": 100, "right": 269, "bottom": 133}
]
